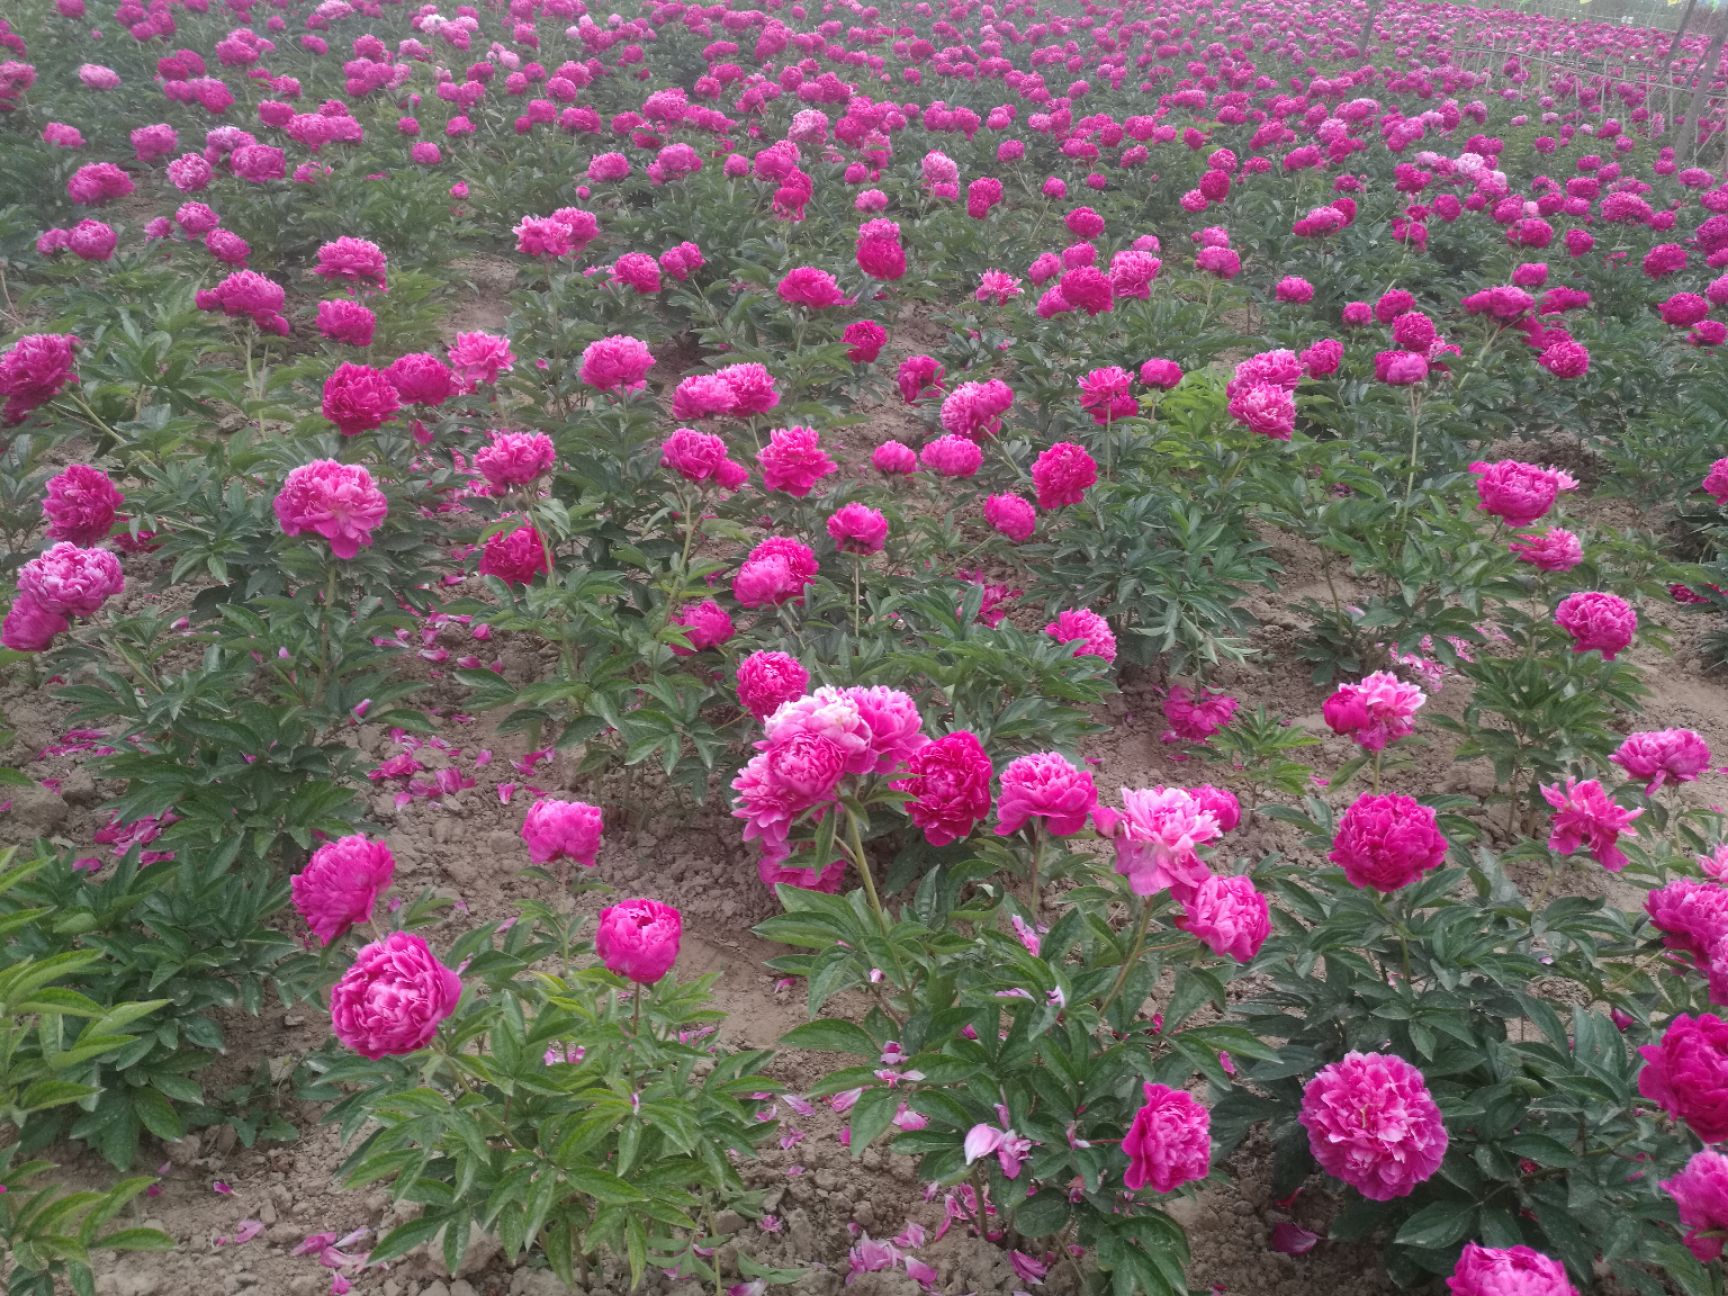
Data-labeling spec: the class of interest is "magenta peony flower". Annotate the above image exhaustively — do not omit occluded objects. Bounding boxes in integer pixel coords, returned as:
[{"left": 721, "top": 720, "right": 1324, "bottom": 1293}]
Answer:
[
  {"left": 274, "top": 460, "right": 387, "bottom": 560},
  {"left": 195, "top": 270, "right": 289, "bottom": 334},
  {"left": 714, "top": 362, "right": 779, "bottom": 415},
  {"left": 758, "top": 426, "right": 838, "bottom": 497},
  {"left": 891, "top": 731, "right": 993, "bottom": 847},
  {"left": 872, "top": 441, "right": 918, "bottom": 475},
  {"left": 826, "top": 502, "right": 888, "bottom": 555},
  {"left": 995, "top": 752, "right": 1098, "bottom": 837},
  {"left": 385, "top": 352, "right": 457, "bottom": 406},
  {"left": 474, "top": 430, "right": 556, "bottom": 488},
  {"left": 1227, "top": 382, "right": 1297, "bottom": 439},
  {"left": 328, "top": 931, "right": 462, "bottom": 1058},
  {"left": 578, "top": 334, "right": 654, "bottom": 393},
  {"left": 594, "top": 898, "right": 682, "bottom": 984},
  {"left": 1662, "top": 1150, "right": 1728, "bottom": 1262},
  {"left": 984, "top": 493, "right": 1036, "bottom": 543},
  {"left": 1553, "top": 591, "right": 1636, "bottom": 660},
  {"left": 313, "top": 236, "right": 386, "bottom": 291},
  {"left": 1329, "top": 793, "right": 1448, "bottom": 893},
  {"left": 1, "top": 333, "right": 80, "bottom": 424},
  {"left": 1059, "top": 265, "right": 1114, "bottom": 314},
  {"left": 520, "top": 798, "right": 604, "bottom": 869},
  {"left": 1139, "top": 358, "right": 1184, "bottom": 389},
  {"left": 1322, "top": 671, "right": 1426, "bottom": 752},
  {"left": 1161, "top": 686, "right": 1238, "bottom": 745},
  {"left": 670, "top": 599, "right": 734, "bottom": 654},
  {"left": 1300, "top": 1052, "right": 1447, "bottom": 1200},
  {"left": 1640, "top": 1014, "right": 1728, "bottom": 1142},
  {"left": 321, "top": 362, "right": 399, "bottom": 436},
  {"left": 291, "top": 834, "right": 395, "bottom": 946},
  {"left": 1031, "top": 441, "right": 1098, "bottom": 509},
  {"left": 1193, "top": 785, "right": 1242, "bottom": 833},
  {"left": 1121, "top": 1083, "right": 1211, "bottom": 1193},
  {"left": 1509, "top": 527, "right": 1583, "bottom": 572},
  {"left": 856, "top": 219, "right": 906, "bottom": 280},
  {"left": 1177, "top": 874, "right": 1270, "bottom": 963},
  {"left": 1538, "top": 340, "right": 1591, "bottom": 378},
  {"left": 939, "top": 380, "right": 1015, "bottom": 441},
  {"left": 1, "top": 594, "right": 69, "bottom": 653},
  {"left": 1706, "top": 458, "right": 1728, "bottom": 506},
  {"left": 660, "top": 428, "right": 734, "bottom": 484},
  {"left": 896, "top": 355, "right": 945, "bottom": 404},
  {"left": 447, "top": 331, "right": 515, "bottom": 389},
  {"left": 610, "top": 253, "right": 662, "bottom": 295},
  {"left": 757, "top": 852, "right": 848, "bottom": 895},
  {"left": 733, "top": 536, "right": 818, "bottom": 609},
  {"left": 777, "top": 266, "right": 850, "bottom": 309},
  {"left": 41, "top": 464, "right": 121, "bottom": 545},
  {"left": 18, "top": 542, "right": 122, "bottom": 618},
  {"left": 1096, "top": 786, "right": 1221, "bottom": 899},
  {"left": 316, "top": 299, "right": 375, "bottom": 347},
  {"left": 1446, "top": 1244, "right": 1576, "bottom": 1296},
  {"left": 921, "top": 434, "right": 984, "bottom": 478},
  {"left": 1469, "top": 460, "right": 1577, "bottom": 528},
  {"left": 479, "top": 524, "right": 550, "bottom": 586},
  {"left": 736, "top": 651, "right": 809, "bottom": 721},
  {"left": 1374, "top": 350, "right": 1430, "bottom": 385},
  {"left": 1046, "top": 608, "right": 1117, "bottom": 662},
  {"left": 1078, "top": 366, "right": 1138, "bottom": 425},
  {"left": 1542, "top": 777, "right": 1641, "bottom": 871},
  {"left": 843, "top": 319, "right": 887, "bottom": 364},
  {"left": 1275, "top": 275, "right": 1315, "bottom": 304},
  {"left": 1645, "top": 878, "right": 1728, "bottom": 970},
  {"left": 1611, "top": 728, "right": 1711, "bottom": 794},
  {"left": 1301, "top": 338, "right": 1344, "bottom": 378}
]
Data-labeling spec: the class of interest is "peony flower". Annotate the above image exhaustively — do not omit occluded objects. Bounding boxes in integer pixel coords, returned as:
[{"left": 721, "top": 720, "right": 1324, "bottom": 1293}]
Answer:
[
  {"left": 757, "top": 852, "right": 848, "bottom": 895},
  {"left": 1121, "top": 1083, "right": 1212, "bottom": 1193},
  {"left": 1, "top": 333, "right": 80, "bottom": 424},
  {"left": 385, "top": 352, "right": 457, "bottom": 406},
  {"left": 843, "top": 320, "right": 887, "bottom": 364},
  {"left": 1639, "top": 1014, "right": 1728, "bottom": 1142},
  {"left": 291, "top": 835, "right": 395, "bottom": 946},
  {"left": 671, "top": 599, "right": 734, "bottom": 654},
  {"left": 1078, "top": 366, "right": 1138, "bottom": 425},
  {"left": 758, "top": 426, "right": 838, "bottom": 497},
  {"left": 1161, "top": 686, "right": 1238, "bottom": 745},
  {"left": 579, "top": 335, "right": 654, "bottom": 393},
  {"left": 195, "top": 270, "right": 289, "bottom": 334},
  {"left": 520, "top": 798, "right": 604, "bottom": 869},
  {"left": 1508, "top": 527, "right": 1582, "bottom": 572},
  {"left": 939, "top": 380, "right": 1015, "bottom": 441},
  {"left": 1139, "top": 358, "right": 1184, "bottom": 390},
  {"left": 313, "top": 236, "right": 386, "bottom": 290},
  {"left": 0, "top": 594, "right": 67, "bottom": 653},
  {"left": 447, "top": 331, "right": 515, "bottom": 389},
  {"left": 1031, "top": 442, "right": 1097, "bottom": 509},
  {"left": 1662, "top": 1150, "right": 1728, "bottom": 1262},
  {"left": 1446, "top": 1244, "right": 1576, "bottom": 1296},
  {"left": 41, "top": 464, "right": 121, "bottom": 545},
  {"left": 594, "top": 898, "right": 682, "bottom": 984},
  {"left": 316, "top": 299, "right": 375, "bottom": 347},
  {"left": 1611, "top": 728, "right": 1710, "bottom": 794},
  {"left": 274, "top": 460, "right": 388, "bottom": 560},
  {"left": 984, "top": 493, "right": 1036, "bottom": 543},
  {"left": 1553, "top": 591, "right": 1636, "bottom": 660},
  {"left": 735, "top": 651, "right": 809, "bottom": 722},
  {"left": 1300, "top": 1052, "right": 1447, "bottom": 1200},
  {"left": 1329, "top": 793, "right": 1447, "bottom": 892},
  {"left": 328, "top": 931, "right": 462, "bottom": 1058},
  {"left": 920, "top": 434, "right": 983, "bottom": 478},
  {"left": 1542, "top": 777, "right": 1641, "bottom": 871},
  {"left": 18, "top": 542, "right": 123, "bottom": 618},
  {"left": 1096, "top": 786, "right": 1221, "bottom": 899},
  {"left": 778, "top": 266, "right": 849, "bottom": 309},
  {"left": 1177, "top": 874, "right": 1270, "bottom": 963},
  {"left": 478, "top": 524, "right": 550, "bottom": 586},
  {"left": 1705, "top": 458, "right": 1728, "bottom": 506},
  {"left": 896, "top": 355, "right": 945, "bottom": 404},
  {"left": 1645, "top": 878, "right": 1728, "bottom": 969},
  {"left": 474, "top": 430, "right": 555, "bottom": 488},
  {"left": 1227, "top": 382, "right": 1297, "bottom": 439},
  {"left": 1322, "top": 671, "right": 1426, "bottom": 752},
  {"left": 1469, "top": 460, "right": 1577, "bottom": 528},
  {"left": 995, "top": 752, "right": 1098, "bottom": 837},
  {"left": 1045, "top": 608, "right": 1117, "bottom": 662},
  {"left": 713, "top": 362, "right": 779, "bottom": 415},
  {"left": 733, "top": 536, "right": 818, "bottom": 609},
  {"left": 892, "top": 731, "right": 993, "bottom": 847},
  {"left": 660, "top": 428, "right": 731, "bottom": 484},
  {"left": 826, "top": 503, "right": 888, "bottom": 555},
  {"left": 864, "top": 442, "right": 912, "bottom": 477},
  {"left": 321, "top": 362, "right": 399, "bottom": 436}
]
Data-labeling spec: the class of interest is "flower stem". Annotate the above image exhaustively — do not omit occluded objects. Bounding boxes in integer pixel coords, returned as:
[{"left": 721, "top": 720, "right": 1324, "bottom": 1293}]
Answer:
[
  {"left": 1098, "top": 897, "right": 1155, "bottom": 1018},
  {"left": 844, "top": 807, "right": 889, "bottom": 934}
]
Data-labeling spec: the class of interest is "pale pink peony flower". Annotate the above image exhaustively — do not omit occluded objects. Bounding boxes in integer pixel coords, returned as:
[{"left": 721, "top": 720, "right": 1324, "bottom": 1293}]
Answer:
[
  {"left": 1096, "top": 786, "right": 1221, "bottom": 899},
  {"left": 520, "top": 798, "right": 604, "bottom": 869},
  {"left": 1121, "top": 1082, "right": 1212, "bottom": 1192},
  {"left": 329, "top": 931, "right": 461, "bottom": 1058},
  {"left": 1543, "top": 777, "right": 1641, "bottom": 871},
  {"left": 274, "top": 460, "right": 387, "bottom": 559},
  {"left": 595, "top": 898, "right": 682, "bottom": 984},
  {"left": 1300, "top": 1052, "right": 1447, "bottom": 1200},
  {"left": 995, "top": 752, "right": 1098, "bottom": 837},
  {"left": 291, "top": 834, "right": 395, "bottom": 946},
  {"left": 18, "top": 542, "right": 123, "bottom": 617},
  {"left": 963, "top": 1123, "right": 1032, "bottom": 1178},
  {"left": 1611, "top": 728, "right": 1711, "bottom": 793},
  {"left": 1322, "top": 671, "right": 1426, "bottom": 752}
]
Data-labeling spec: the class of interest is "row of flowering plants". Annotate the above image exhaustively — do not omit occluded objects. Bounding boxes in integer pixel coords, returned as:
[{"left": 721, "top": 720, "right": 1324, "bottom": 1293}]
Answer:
[{"left": 11, "top": 0, "right": 1728, "bottom": 1290}]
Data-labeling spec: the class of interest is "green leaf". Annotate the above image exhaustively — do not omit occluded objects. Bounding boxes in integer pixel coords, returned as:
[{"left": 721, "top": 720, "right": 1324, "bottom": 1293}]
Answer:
[
  {"left": 847, "top": 1086, "right": 898, "bottom": 1157},
  {"left": 778, "top": 1019, "right": 879, "bottom": 1058},
  {"left": 1394, "top": 1199, "right": 1477, "bottom": 1250}
]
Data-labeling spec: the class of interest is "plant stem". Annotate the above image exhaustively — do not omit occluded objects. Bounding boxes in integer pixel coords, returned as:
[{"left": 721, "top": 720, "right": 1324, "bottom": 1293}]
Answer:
[
  {"left": 1372, "top": 748, "right": 1383, "bottom": 795},
  {"left": 1098, "top": 897, "right": 1155, "bottom": 1018},
  {"left": 1027, "top": 824, "right": 1044, "bottom": 916},
  {"left": 851, "top": 557, "right": 863, "bottom": 642},
  {"left": 844, "top": 807, "right": 889, "bottom": 935}
]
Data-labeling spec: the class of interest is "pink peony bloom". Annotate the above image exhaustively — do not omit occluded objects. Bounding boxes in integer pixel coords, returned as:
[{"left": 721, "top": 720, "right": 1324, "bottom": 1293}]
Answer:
[
  {"left": 1329, "top": 793, "right": 1448, "bottom": 893},
  {"left": 274, "top": 460, "right": 388, "bottom": 560},
  {"left": 778, "top": 266, "right": 850, "bottom": 309},
  {"left": 594, "top": 898, "right": 682, "bottom": 984},
  {"left": 1177, "top": 874, "right": 1270, "bottom": 963},
  {"left": 1322, "top": 671, "right": 1426, "bottom": 752},
  {"left": 1705, "top": 458, "right": 1728, "bottom": 505},
  {"left": 1300, "top": 1052, "right": 1447, "bottom": 1200},
  {"left": 896, "top": 355, "right": 945, "bottom": 404},
  {"left": 758, "top": 426, "right": 837, "bottom": 497},
  {"left": 321, "top": 362, "right": 399, "bottom": 436},
  {"left": 714, "top": 362, "right": 779, "bottom": 415},
  {"left": 984, "top": 493, "right": 1036, "bottom": 543},
  {"left": 1611, "top": 728, "right": 1711, "bottom": 793},
  {"left": 1045, "top": 608, "right": 1117, "bottom": 662},
  {"left": 316, "top": 299, "right": 376, "bottom": 347},
  {"left": 1161, "top": 686, "right": 1238, "bottom": 745},
  {"left": 660, "top": 428, "right": 737, "bottom": 485},
  {"left": 1031, "top": 441, "right": 1097, "bottom": 509},
  {"left": 1645, "top": 878, "right": 1728, "bottom": 970},
  {"left": 478, "top": 524, "right": 550, "bottom": 586},
  {"left": 920, "top": 434, "right": 983, "bottom": 478},
  {"left": 520, "top": 798, "right": 604, "bottom": 869},
  {"left": 18, "top": 542, "right": 122, "bottom": 618},
  {"left": 474, "top": 430, "right": 556, "bottom": 488},
  {"left": 1078, "top": 366, "right": 1138, "bottom": 425},
  {"left": 939, "top": 380, "right": 1015, "bottom": 441},
  {"left": 892, "top": 731, "right": 993, "bottom": 847},
  {"left": 385, "top": 353, "right": 457, "bottom": 406},
  {"left": 1, "top": 333, "right": 80, "bottom": 425},
  {"left": 1139, "top": 358, "right": 1184, "bottom": 389},
  {"left": 1228, "top": 382, "right": 1297, "bottom": 439},
  {"left": 1639, "top": 1014, "right": 1728, "bottom": 1142},
  {"left": 313, "top": 237, "right": 386, "bottom": 290},
  {"left": 995, "top": 752, "right": 1098, "bottom": 837},
  {"left": 611, "top": 252, "right": 661, "bottom": 294},
  {"left": 757, "top": 852, "right": 848, "bottom": 895},
  {"left": 42, "top": 464, "right": 121, "bottom": 545},
  {"left": 329, "top": 931, "right": 461, "bottom": 1058},
  {"left": 579, "top": 335, "right": 654, "bottom": 393},
  {"left": 1121, "top": 1082, "right": 1212, "bottom": 1193},
  {"left": 447, "top": 331, "right": 515, "bottom": 389},
  {"left": 1469, "top": 460, "right": 1577, "bottom": 528},
  {"left": 1553, "top": 591, "right": 1636, "bottom": 660},
  {"left": 733, "top": 537, "right": 818, "bottom": 609},
  {"left": 827, "top": 503, "right": 888, "bottom": 555},
  {"left": 1661, "top": 1150, "right": 1728, "bottom": 1262},
  {"left": 291, "top": 835, "right": 395, "bottom": 946},
  {"left": 1509, "top": 527, "right": 1582, "bottom": 572},
  {"left": 1542, "top": 777, "right": 1641, "bottom": 871},
  {"left": 671, "top": 599, "right": 735, "bottom": 654},
  {"left": 1096, "top": 786, "right": 1222, "bottom": 899},
  {"left": 1446, "top": 1244, "right": 1576, "bottom": 1296},
  {"left": 736, "top": 651, "right": 809, "bottom": 721},
  {"left": 843, "top": 320, "right": 887, "bottom": 364},
  {"left": 194, "top": 270, "right": 289, "bottom": 334},
  {"left": 1, "top": 594, "right": 67, "bottom": 653},
  {"left": 872, "top": 441, "right": 918, "bottom": 475}
]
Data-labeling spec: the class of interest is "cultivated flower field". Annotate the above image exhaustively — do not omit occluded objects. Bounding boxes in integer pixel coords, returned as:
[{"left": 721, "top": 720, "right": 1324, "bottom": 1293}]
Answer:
[{"left": 10, "top": 0, "right": 1728, "bottom": 1292}]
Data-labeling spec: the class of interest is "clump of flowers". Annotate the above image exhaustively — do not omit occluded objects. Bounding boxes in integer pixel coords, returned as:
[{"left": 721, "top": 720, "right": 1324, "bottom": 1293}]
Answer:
[{"left": 1323, "top": 671, "right": 1426, "bottom": 752}]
